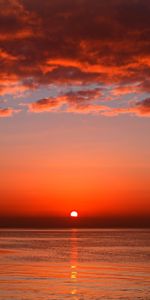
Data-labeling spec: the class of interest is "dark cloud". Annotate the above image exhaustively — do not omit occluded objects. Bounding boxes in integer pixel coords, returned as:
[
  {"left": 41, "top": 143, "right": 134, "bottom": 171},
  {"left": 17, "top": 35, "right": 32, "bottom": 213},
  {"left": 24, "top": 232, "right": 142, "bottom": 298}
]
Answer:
[
  {"left": 0, "top": 0, "right": 150, "bottom": 116},
  {"left": 138, "top": 80, "right": 150, "bottom": 93},
  {"left": 136, "top": 98, "right": 150, "bottom": 115}
]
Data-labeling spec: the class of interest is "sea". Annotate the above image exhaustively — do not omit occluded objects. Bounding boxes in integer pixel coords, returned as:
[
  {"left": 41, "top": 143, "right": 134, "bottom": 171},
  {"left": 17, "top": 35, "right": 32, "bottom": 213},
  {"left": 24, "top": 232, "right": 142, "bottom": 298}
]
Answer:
[{"left": 0, "top": 229, "right": 150, "bottom": 299}]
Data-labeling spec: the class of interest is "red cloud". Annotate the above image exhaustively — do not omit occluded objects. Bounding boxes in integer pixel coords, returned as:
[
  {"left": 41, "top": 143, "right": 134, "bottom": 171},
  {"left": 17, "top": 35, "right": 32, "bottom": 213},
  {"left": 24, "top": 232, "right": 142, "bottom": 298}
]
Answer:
[
  {"left": 135, "top": 98, "right": 150, "bottom": 116},
  {"left": 0, "top": 107, "right": 18, "bottom": 117},
  {"left": 1, "top": 0, "right": 150, "bottom": 83},
  {"left": 111, "top": 85, "right": 139, "bottom": 96},
  {"left": 0, "top": 0, "right": 150, "bottom": 117},
  {"left": 28, "top": 97, "right": 65, "bottom": 112},
  {"left": 28, "top": 88, "right": 102, "bottom": 112}
]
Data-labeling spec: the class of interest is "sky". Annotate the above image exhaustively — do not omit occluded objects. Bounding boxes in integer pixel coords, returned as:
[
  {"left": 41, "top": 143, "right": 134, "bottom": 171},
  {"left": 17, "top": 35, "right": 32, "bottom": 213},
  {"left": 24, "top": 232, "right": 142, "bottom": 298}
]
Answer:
[{"left": 0, "top": 0, "right": 150, "bottom": 226}]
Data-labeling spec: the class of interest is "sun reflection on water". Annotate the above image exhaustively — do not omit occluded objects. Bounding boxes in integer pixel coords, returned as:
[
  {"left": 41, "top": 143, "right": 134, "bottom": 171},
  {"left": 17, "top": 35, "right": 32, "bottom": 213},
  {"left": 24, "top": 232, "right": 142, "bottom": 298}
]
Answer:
[{"left": 70, "top": 229, "right": 78, "bottom": 299}]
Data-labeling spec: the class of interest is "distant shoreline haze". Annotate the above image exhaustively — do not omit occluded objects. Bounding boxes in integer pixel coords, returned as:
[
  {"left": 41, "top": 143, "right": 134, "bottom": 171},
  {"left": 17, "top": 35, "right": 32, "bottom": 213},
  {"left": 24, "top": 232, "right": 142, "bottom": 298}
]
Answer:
[{"left": 0, "top": 215, "right": 150, "bottom": 228}]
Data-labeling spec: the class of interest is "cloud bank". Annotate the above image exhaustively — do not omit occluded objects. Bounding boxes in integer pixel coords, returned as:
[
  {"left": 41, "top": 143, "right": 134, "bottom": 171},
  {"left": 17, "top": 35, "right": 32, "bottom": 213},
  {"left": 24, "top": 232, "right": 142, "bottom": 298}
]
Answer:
[{"left": 1, "top": 0, "right": 150, "bottom": 116}]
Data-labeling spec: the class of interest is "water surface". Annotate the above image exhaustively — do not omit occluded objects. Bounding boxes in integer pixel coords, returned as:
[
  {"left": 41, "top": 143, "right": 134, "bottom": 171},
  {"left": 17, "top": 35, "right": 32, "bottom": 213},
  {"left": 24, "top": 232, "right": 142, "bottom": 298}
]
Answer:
[{"left": 0, "top": 229, "right": 150, "bottom": 299}]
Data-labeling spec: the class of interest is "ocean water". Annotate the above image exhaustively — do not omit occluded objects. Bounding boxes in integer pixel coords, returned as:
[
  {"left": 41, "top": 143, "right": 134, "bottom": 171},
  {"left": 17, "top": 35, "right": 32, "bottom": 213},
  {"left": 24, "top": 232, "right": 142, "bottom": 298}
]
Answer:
[{"left": 0, "top": 229, "right": 150, "bottom": 300}]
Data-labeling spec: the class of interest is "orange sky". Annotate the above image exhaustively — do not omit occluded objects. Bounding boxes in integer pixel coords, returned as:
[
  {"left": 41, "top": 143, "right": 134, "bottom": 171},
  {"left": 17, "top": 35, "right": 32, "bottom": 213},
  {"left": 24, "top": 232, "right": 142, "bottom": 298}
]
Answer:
[{"left": 1, "top": 115, "right": 150, "bottom": 220}]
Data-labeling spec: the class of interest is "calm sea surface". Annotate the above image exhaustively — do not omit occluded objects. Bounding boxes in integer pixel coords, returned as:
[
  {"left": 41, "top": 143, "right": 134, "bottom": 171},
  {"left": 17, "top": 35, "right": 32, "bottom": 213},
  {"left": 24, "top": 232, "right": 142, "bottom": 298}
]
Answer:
[{"left": 0, "top": 229, "right": 150, "bottom": 299}]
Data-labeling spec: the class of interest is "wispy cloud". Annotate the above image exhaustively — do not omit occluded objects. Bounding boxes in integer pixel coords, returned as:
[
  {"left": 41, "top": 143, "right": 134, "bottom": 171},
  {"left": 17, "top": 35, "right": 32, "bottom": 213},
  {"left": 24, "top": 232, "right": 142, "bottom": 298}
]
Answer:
[{"left": 0, "top": 107, "right": 19, "bottom": 117}]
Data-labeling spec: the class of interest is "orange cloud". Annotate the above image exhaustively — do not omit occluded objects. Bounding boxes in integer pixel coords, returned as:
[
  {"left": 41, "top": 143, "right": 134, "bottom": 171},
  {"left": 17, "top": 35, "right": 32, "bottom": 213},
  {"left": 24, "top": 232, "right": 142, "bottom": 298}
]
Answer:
[
  {"left": 28, "top": 88, "right": 102, "bottom": 113},
  {"left": 28, "top": 97, "right": 65, "bottom": 112},
  {"left": 102, "top": 98, "right": 150, "bottom": 117},
  {"left": 111, "top": 85, "right": 139, "bottom": 96},
  {"left": 0, "top": 107, "right": 19, "bottom": 117},
  {"left": 67, "top": 103, "right": 110, "bottom": 114},
  {"left": 27, "top": 87, "right": 150, "bottom": 117}
]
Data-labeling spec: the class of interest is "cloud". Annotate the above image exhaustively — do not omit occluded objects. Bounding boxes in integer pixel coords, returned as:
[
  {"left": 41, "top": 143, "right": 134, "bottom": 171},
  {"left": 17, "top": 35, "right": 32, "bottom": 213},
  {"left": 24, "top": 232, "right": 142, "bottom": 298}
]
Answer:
[
  {"left": 1, "top": 0, "right": 150, "bottom": 116},
  {"left": 28, "top": 88, "right": 102, "bottom": 113},
  {"left": 0, "top": 107, "right": 19, "bottom": 117},
  {"left": 0, "top": 0, "right": 38, "bottom": 41},
  {"left": 135, "top": 98, "right": 150, "bottom": 116},
  {"left": 28, "top": 97, "right": 64, "bottom": 112},
  {"left": 66, "top": 103, "right": 110, "bottom": 114},
  {"left": 111, "top": 85, "right": 139, "bottom": 96},
  {"left": 27, "top": 87, "right": 150, "bottom": 117},
  {"left": 0, "top": 77, "right": 28, "bottom": 96},
  {"left": 102, "top": 98, "right": 150, "bottom": 117}
]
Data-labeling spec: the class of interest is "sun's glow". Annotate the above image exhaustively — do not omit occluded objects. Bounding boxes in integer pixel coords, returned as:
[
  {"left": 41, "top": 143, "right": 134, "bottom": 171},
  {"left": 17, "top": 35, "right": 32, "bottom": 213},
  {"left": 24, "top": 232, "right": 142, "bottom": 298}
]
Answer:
[{"left": 70, "top": 211, "right": 78, "bottom": 217}]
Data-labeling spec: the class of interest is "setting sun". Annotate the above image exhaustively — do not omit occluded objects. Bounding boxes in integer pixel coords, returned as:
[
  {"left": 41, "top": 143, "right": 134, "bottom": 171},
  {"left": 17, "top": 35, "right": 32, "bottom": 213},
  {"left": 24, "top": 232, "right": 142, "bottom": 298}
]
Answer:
[{"left": 70, "top": 211, "right": 78, "bottom": 218}]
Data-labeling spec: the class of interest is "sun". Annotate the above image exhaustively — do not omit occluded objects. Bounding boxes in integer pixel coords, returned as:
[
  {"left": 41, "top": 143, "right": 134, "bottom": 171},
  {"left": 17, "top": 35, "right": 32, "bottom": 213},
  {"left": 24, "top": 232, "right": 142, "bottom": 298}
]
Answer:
[{"left": 70, "top": 211, "right": 78, "bottom": 218}]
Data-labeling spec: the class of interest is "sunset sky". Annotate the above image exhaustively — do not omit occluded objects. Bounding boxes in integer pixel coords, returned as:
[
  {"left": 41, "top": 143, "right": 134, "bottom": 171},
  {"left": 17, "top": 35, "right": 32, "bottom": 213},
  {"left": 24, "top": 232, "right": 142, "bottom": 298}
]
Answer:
[{"left": 0, "top": 0, "right": 150, "bottom": 225}]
